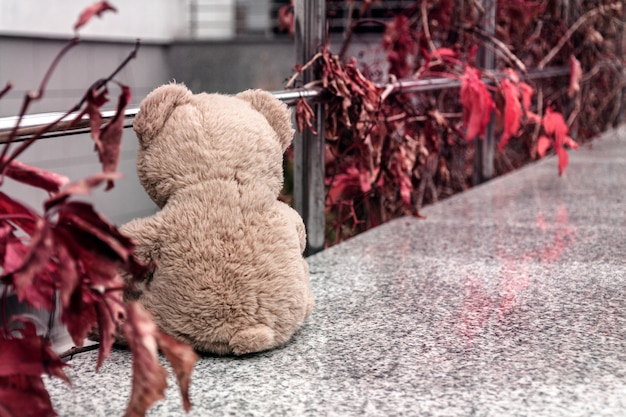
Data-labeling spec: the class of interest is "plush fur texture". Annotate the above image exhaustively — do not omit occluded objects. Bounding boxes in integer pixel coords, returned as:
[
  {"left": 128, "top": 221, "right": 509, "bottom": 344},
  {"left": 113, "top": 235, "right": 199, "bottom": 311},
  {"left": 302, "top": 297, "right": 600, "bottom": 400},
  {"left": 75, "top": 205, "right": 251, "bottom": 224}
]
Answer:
[{"left": 123, "top": 83, "right": 314, "bottom": 355}]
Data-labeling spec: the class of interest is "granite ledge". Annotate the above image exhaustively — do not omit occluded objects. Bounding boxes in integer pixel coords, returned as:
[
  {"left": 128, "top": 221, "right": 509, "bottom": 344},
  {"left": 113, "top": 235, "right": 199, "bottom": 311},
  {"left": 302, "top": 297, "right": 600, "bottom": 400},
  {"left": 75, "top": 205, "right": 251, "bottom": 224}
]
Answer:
[{"left": 46, "top": 127, "right": 626, "bottom": 416}]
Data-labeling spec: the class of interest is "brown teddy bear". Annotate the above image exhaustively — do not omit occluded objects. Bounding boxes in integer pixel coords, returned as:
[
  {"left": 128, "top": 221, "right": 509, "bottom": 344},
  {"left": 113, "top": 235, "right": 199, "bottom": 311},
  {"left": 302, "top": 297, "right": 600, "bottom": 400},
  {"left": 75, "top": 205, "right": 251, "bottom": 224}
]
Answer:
[{"left": 121, "top": 83, "right": 314, "bottom": 355}]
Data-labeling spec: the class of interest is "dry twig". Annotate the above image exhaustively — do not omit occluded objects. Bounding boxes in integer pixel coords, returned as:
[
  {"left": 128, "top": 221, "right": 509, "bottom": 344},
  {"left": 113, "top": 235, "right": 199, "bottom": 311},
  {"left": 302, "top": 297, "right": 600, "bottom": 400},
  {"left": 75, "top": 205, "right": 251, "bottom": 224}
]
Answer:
[{"left": 538, "top": 2, "right": 622, "bottom": 69}]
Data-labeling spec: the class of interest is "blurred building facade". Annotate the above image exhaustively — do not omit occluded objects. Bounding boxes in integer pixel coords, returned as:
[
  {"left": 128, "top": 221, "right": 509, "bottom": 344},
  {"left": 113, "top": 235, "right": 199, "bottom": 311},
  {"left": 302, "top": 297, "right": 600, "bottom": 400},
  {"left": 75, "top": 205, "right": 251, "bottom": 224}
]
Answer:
[
  {"left": 0, "top": 0, "right": 293, "bottom": 224},
  {"left": 0, "top": 0, "right": 289, "bottom": 41}
]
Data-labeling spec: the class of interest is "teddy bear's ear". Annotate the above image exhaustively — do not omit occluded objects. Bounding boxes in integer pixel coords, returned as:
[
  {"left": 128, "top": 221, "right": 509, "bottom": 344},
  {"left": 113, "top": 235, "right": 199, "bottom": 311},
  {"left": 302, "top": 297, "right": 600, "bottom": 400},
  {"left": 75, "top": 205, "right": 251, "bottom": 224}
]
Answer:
[
  {"left": 236, "top": 89, "right": 295, "bottom": 151},
  {"left": 133, "top": 83, "right": 193, "bottom": 143}
]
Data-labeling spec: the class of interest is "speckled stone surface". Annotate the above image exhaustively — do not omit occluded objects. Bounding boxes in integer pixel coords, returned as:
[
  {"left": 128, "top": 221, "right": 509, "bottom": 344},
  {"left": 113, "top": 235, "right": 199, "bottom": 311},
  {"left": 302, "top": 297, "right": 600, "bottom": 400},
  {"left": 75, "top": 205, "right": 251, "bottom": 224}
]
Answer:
[{"left": 47, "top": 128, "right": 626, "bottom": 416}]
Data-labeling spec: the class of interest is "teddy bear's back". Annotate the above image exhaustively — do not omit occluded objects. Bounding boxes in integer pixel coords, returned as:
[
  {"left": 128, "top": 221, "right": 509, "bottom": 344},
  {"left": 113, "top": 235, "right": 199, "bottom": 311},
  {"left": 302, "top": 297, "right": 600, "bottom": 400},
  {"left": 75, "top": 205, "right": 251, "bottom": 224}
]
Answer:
[
  {"left": 140, "top": 186, "right": 311, "bottom": 354},
  {"left": 130, "top": 84, "right": 312, "bottom": 355}
]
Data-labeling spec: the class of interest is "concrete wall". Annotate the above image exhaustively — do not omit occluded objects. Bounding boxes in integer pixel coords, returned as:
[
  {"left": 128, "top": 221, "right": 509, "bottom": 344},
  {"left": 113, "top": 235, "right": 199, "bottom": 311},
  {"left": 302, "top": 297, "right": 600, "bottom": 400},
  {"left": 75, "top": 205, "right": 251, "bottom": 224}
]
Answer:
[
  {"left": 166, "top": 39, "right": 294, "bottom": 94},
  {"left": 0, "top": 37, "right": 171, "bottom": 225},
  {"left": 0, "top": 25, "right": 386, "bottom": 229},
  {"left": 192, "top": 0, "right": 236, "bottom": 39},
  {"left": 0, "top": 0, "right": 190, "bottom": 42},
  {"left": 0, "top": 35, "right": 296, "bottom": 226},
  {"left": 0, "top": 0, "right": 263, "bottom": 41},
  {"left": 0, "top": 37, "right": 170, "bottom": 115}
]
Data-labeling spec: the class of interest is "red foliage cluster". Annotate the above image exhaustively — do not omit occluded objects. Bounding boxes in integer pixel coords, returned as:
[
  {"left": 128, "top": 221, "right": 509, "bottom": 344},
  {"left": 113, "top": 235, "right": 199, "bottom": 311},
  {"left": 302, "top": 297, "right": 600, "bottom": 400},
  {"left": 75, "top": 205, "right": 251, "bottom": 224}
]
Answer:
[
  {"left": 289, "top": 0, "right": 622, "bottom": 245},
  {"left": 0, "top": 321, "right": 69, "bottom": 417},
  {"left": 0, "top": 3, "right": 197, "bottom": 416},
  {"left": 537, "top": 107, "right": 580, "bottom": 175},
  {"left": 277, "top": 0, "right": 295, "bottom": 36},
  {"left": 460, "top": 66, "right": 495, "bottom": 141}
]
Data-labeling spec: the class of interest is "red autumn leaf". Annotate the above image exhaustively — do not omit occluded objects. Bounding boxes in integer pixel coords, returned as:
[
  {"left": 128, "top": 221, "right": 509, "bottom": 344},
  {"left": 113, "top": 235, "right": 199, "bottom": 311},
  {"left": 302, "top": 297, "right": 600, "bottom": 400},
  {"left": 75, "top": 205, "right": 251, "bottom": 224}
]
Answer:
[
  {"left": 2, "top": 157, "right": 70, "bottom": 193},
  {"left": 557, "top": 146, "right": 569, "bottom": 176},
  {"left": 0, "top": 322, "right": 69, "bottom": 416},
  {"left": 526, "top": 112, "right": 542, "bottom": 124},
  {"left": 326, "top": 165, "right": 361, "bottom": 205},
  {"left": 468, "top": 44, "right": 478, "bottom": 63},
  {"left": 277, "top": 1, "right": 295, "bottom": 35},
  {"left": 74, "top": 1, "right": 117, "bottom": 31},
  {"left": 63, "top": 240, "right": 120, "bottom": 291},
  {"left": 60, "top": 285, "right": 99, "bottom": 347},
  {"left": 460, "top": 66, "right": 494, "bottom": 141},
  {"left": 542, "top": 107, "right": 568, "bottom": 140},
  {"left": 54, "top": 202, "right": 139, "bottom": 269},
  {"left": 44, "top": 172, "right": 121, "bottom": 211},
  {"left": 563, "top": 135, "right": 579, "bottom": 150},
  {"left": 0, "top": 321, "right": 69, "bottom": 383},
  {"left": 84, "top": 88, "right": 108, "bottom": 156},
  {"left": 97, "top": 85, "right": 130, "bottom": 190},
  {"left": 69, "top": 86, "right": 109, "bottom": 144},
  {"left": 431, "top": 47, "right": 458, "bottom": 59},
  {"left": 0, "top": 191, "right": 39, "bottom": 235},
  {"left": 540, "top": 107, "right": 578, "bottom": 175},
  {"left": 94, "top": 292, "right": 125, "bottom": 370},
  {"left": 2, "top": 233, "right": 27, "bottom": 276},
  {"left": 52, "top": 219, "right": 127, "bottom": 348},
  {"left": 0, "top": 375, "right": 56, "bottom": 417},
  {"left": 0, "top": 224, "right": 13, "bottom": 264},
  {"left": 54, "top": 240, "right": 79, "bottom": 309},
  {"left": 4, "top": 219, "right": 56, "bottom": 311},
  {"left": 519, "top": 82, "right": 542, "bottom": 123},
  {"left": 54, "top": 240, "right": 125, "bottom": 350},
  {"left": 123, "top": 302, "right": 169, "bottom": 417},
  {"left": 155, "top": 331, "right": 199, "bottom": 412},
  {"left": 295, "top": 98, "right": 318, "bottom": 134},
  {"left": 537, "top": 135, "right": 552, "bottom": 158},
  {"left": 498, "top": 71, "right": 523, "bottom": 151},
  {"left": 568, "top": 55, "right": 582, "bottom": 98}
]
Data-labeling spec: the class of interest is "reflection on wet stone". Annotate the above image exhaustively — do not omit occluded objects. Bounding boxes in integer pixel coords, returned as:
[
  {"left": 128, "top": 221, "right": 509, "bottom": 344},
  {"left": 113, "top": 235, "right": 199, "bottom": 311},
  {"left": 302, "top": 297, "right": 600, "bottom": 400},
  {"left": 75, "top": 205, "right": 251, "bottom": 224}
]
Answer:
[{"left": 47, "top": 128, "right": 626, "bottom": 416}]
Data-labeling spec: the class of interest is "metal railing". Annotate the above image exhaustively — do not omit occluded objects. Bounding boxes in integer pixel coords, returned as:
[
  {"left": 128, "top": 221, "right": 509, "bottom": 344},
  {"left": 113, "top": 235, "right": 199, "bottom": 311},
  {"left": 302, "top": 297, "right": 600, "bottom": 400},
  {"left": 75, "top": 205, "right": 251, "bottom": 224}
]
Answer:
[
  {"left": 0, "top": 66, "right": 570, "bottom": 254},
  {"left": 0, "top": 67, "right": 570, "bottom": 143},
  {"left": 0, "top": 0, "right": 572, "bottom": 255}
]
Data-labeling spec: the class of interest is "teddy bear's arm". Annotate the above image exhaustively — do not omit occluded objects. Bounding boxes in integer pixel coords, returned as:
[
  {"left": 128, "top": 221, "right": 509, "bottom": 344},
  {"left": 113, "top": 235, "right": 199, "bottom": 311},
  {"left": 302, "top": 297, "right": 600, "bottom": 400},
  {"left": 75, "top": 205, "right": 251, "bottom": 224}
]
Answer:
[
  {"left": 90, "top": 216, "right": 162, "bottom": 346},
  {"left": 120, "top": 216, "right": 162, "bottom": 282},
  {"left": 276, "top": 202, "right": 307, "bottom": 254},
  {"left": 121, "top": 216, "right": 161, "bottom": 261}
]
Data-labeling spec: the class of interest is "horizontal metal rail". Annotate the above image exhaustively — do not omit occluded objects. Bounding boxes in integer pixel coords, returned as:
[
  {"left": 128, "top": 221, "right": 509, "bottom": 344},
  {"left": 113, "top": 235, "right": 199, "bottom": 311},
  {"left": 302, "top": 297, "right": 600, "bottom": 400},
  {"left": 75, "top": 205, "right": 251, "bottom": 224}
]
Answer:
[
  {"left": 0, "top": 66, "right": 569, "bottom": 143},
  {"left": 0, "top": 87, "right": 318, "bottom": 143}
]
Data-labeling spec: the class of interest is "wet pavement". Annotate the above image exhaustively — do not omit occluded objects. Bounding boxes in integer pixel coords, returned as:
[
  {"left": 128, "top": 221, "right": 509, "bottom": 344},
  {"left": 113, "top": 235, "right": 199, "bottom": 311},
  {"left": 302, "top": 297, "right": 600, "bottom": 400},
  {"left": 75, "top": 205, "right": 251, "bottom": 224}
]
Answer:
[{"left": 47, "top": 127, "right": 626, "bottom": 416}]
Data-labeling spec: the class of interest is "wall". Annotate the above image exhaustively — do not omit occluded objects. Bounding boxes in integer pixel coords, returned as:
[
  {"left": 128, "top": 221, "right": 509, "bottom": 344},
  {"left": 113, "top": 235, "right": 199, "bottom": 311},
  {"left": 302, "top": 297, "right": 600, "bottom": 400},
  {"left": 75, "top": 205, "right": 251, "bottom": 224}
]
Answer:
[
  {"left": 191, "top": 0, "right": 236, "bottom": 39},
  {"left": 0, "top": 37, "right": 171, "bottom": 225},
  {"left": 0, "top": 29, "right": 386, "bottom": 231},
  {"left": 0, "top": 0, "right": 189, "bottom": 42},
  {"left": 166, "top": 38, "right": 294, "bottom": 94},
  {"left": 0, "top": 35, "right": 297, "bottom": 225}
]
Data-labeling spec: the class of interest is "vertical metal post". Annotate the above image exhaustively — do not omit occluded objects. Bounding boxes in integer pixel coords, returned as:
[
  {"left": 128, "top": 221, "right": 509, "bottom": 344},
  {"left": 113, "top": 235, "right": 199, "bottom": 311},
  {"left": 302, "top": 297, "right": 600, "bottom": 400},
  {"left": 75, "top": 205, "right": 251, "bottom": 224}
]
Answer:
[
  {"left": 618, "top": 0, "right": 626, "bottom": 126},
  {"left": 473, "top": 0, "right": 496, "bottom": 184},
  {"left": 294, "top": 0, "right": 326, "bottom": 255},
  {"left": 190, "top": 0, "right": 197, "bottom": 38}
]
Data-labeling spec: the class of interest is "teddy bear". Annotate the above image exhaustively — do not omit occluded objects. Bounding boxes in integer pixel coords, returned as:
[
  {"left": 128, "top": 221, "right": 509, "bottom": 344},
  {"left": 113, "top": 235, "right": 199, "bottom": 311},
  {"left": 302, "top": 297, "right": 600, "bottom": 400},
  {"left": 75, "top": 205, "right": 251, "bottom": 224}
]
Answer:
[{"left": 120, "top": 83, "right": 314, "bottom": 355}]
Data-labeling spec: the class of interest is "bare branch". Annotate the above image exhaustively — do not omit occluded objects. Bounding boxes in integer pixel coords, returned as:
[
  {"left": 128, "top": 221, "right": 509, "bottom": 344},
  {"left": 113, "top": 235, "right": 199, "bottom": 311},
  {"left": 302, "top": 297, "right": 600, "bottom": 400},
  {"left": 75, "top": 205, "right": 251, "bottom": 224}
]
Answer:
[
  {"left": 470, "top": 27, "right": 527, "bottom": 73},
  {"left": 1, "top": 40, "right": 141, "bottom": 171},
  {"left": 538, "top": 2, "right": 622, "bottom": 69},
  {"left": 285, "top": 52, "right": 322, "bottom": 89},
  {"left": 421, "top": 0, "right": 436, "bottom": 54},
  {"left": 0, "top": 83, "right": 12, "bottom": 100},
  {"left": 0, "top": 37, "right": 81, "bottom": 165}
]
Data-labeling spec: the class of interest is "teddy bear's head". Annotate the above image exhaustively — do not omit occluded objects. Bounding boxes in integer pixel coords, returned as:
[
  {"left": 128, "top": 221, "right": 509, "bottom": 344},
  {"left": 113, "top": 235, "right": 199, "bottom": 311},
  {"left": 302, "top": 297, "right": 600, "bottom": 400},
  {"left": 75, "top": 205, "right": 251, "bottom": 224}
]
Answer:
[{"left": 132, "top": 84, "right": 294, "bottom": 208}]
